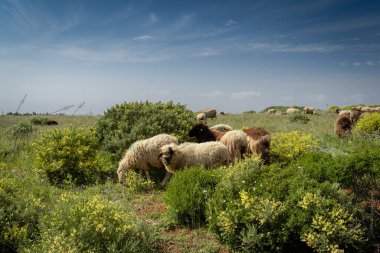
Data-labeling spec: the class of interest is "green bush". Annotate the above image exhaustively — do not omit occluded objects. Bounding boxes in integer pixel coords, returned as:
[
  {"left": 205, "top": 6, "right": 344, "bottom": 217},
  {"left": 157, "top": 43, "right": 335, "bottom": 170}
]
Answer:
[
  {"left": 354, "top": 112, "right": 380, "bottom": 135},
  {"left": 27, "top": 193, "right": 156, "bottom": 253},
  {"left": 289, "top": 114, "right": 310, "bottom": 124},
  {"left": 270, "top": 131, "right": 319, "bottom": 164},
  {"left": 207, "top": 158, "right": 366, "bottom": 252},
  {"left": 33, "top": 127, "right": 114, "bottom": 186},
  {"left": 30, "top": 117, "right": 49, "bottom": 125},
  {"left": 164, "top": 167, "right": 220, "bottom": 227},
  {"left": 97, "top": 101, "right": 196, "bottom": 161},
  {"left": 8, "top": 121, "right": 35, "bottom": 139},
  {"left": 0, "top": 168, "right": 57, "bottom": 252}
]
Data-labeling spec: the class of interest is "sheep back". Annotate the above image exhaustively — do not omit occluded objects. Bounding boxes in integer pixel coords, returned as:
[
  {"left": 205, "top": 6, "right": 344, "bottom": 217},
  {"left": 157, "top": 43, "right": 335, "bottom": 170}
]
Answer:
[
  {"left": 117, "top": 134, "right": 178, "bottom": 182},
  {"left": 219, "top": 130, "right": 247, "bottom": 164}
]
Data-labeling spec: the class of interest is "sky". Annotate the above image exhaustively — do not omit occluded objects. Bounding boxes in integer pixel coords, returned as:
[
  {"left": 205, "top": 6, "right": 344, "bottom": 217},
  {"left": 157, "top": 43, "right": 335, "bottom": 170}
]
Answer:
[{"left": 0, "top": 0, "right": 379, "bottom": 115}]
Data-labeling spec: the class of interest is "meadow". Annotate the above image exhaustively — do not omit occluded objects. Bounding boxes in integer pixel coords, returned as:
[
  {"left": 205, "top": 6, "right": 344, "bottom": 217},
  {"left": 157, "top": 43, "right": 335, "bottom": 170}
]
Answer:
[{"left": 0, "top": 106, "right": 379, "bottom": 253}]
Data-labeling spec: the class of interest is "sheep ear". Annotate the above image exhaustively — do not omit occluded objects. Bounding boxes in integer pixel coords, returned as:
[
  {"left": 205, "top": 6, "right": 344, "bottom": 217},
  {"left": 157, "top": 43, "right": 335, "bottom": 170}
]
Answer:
[
  {"left": 158, "top": 152, "right": 163, "bottom": 159},
  {"left": 168, "top": 146, "right": 174, "bottom": 154}
]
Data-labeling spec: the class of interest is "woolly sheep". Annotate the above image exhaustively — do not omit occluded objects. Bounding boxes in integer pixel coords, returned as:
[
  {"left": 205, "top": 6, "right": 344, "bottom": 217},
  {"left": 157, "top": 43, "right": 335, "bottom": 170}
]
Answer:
[
  {"left": 158, "top": 142, "right": 229, "bottom": 173},
  {"left": 196, "top": 113, "right": 207, "bottom": 122},
  {"left": 339, "top": 110, "right": 351, "bottom": 117},
  {"left": 201, "top": 108, "right": 217, "bottom": 118},
  {"left": 243, "top": 127, "right": 270, "bottom": 164},
  {"left": 117, "top": 134, "right": 178, "bottom": 185},
  {"left": 334, "top": 109, "right": 361, "bottom": 138},
  {"left": 219, "top": 130, "right": 248, "bottom": 164},
  {"left": 303, "top": 107, "right": 315, "bottom": 115},
  {"left": 360, "top": 106, "right": 374, "bottom": 113},
  {"left": 189, "top": 123, "right": 225, "bottom": 142},
  {"left": 267, "top": 109, "right": 276, "bottom": 114},
  {"left": 287, "top": 108, "right": 301, "bottom": 114},
  {"left": 209, "top": 124, "right": 233, "bottom": 132}
]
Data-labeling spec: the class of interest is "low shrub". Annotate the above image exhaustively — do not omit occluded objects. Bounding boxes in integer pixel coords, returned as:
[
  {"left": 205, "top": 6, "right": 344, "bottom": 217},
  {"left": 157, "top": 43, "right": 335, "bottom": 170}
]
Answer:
[
  {"left": 207, "top": 158, "right": 366, "bottom": 252},
  {"left": 8, "top": 121, "right": 35, "bottom": 139},
  {"left": 354, "top": 112, "right": 380, "bottom": 135},
  {"left": 0, "top": 169, "right": 57, "bottom": 252},
  {"left": 33, "top": 127, "right": 114, "bottom": 186},
  {"left": 27, "top": 193, "right": 157, "bottom": 253},
  {"left": 270, "top": 131, "right": 319, "bottom": 164},
  {"left": 289, "top": 114, "right": 310, "bottom": 124},
  {"left": 30, "top": 117, "right": 50, "bottom": 125},
  {"left": 122, "top": 170, "right": 155, "bottom": 192},
  {"left": 164, "top": 167, "right": 220, "bottom": 227}
]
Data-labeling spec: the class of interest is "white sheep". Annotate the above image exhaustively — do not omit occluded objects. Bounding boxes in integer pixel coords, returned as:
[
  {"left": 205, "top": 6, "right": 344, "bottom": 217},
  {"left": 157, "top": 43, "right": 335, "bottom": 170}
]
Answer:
[
  {"left": 117, "top": 134, "right": 178, "bottom": 185},
  {"left": 209, "top": 124, "right": 233, "bottom": 132},
  {"left": 219, "top": 130, "right": 248, "bottom": 164},
  {"left": 196, "top": 112, "right": 207, "bottom": 122},
  {"left": 286, "top": 108, "right": 301, "bottom": 114},
  {"left": 303, "top": 107, "right": 315, "bottom": 115},
  {"left": 158, "top": 142, "right": 229, "bottom": 173},
  {"left": 202, "top": 108, "right": 217, "bottom": 118},
  {"left": 339, "top": 110, "right": 351, "bottom": 117},
  {"left": 267, "top": 109, "right": 276, "bottom": 114}
]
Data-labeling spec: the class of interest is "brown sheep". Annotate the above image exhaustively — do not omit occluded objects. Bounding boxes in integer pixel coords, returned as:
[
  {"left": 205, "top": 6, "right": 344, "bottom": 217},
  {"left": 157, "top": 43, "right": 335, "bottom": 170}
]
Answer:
[
  {"left": 243, "top": 127, "right": 271, "bottom": 165},
  {"left": 334, "top": 109, "right": 361, "bottom": 138},
  {"left": 303, "top": 107, "right": 315, "bottom": 115},
  {"left": 188, "top": 123, "right": 226, "bottom": 143}
]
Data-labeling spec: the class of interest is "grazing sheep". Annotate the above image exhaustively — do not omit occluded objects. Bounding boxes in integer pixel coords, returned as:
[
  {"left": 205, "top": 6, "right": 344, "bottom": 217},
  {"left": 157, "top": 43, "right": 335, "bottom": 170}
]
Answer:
[
  {"left": 303, "top": 107, "right": 315, "bottom": 115},
  {"left": 209, "top": 124, "right": 233, "bottom": 132},
  {"left": 189, "top": 123, "right": 226, "bottom": 142},
  {"left": 243, "top": 127, "right": 271, "bottom": 164},
  {"left": 334, "top": 109, "right": 361, "bottom": 138},
  {"left": 201, "top": 108, "right": 217, "bottom": 118},
  {"left": 287, "top": 108, "right": 301, "bottom": 114},
  {"left": 196, "top": 112, "right": 207, "bottom": 123},
  {"left": 246, "top": 135, "right": 271, "bottom": 165},
  {"left": 158, "top": 142, "right": 229, "bottom": 173},
  {"left": 219, "top": 130, "right": 248, "bottom": 164},
  {"left": 339, "top": 110, "right": 351, "bottom": 117},
  {"left": 267, "top": 109, "right": 276, "bottom": 114},
  {"left": 360, "top": 106, "right": 375, "bottom": 113},
  {"left": 117, "top": 134, "right": 178, "bottom": 185}
]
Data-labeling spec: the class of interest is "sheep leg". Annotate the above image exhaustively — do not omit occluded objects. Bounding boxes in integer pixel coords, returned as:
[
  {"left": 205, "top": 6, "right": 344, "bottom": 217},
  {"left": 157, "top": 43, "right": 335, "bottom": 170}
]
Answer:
[
  {"left": 144, "top": 169, "right": 151, "bottom": 181},
  {"left": 161, "top": 171, "right": 172, "bottom": 186}
]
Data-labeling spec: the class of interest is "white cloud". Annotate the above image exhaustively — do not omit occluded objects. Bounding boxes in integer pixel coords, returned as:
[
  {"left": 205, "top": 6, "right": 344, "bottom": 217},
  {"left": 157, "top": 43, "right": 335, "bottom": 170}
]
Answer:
[
  {"left": 353, "top": 62, "right": 361, "bottom": 66},
  {"left": 225, "top": 19, "right": 237, "bottom": 27},
  {"left": 200, "top": 90, "right": 222, "bottom": 98},
  {"left": 194, "top": 48, "right": 219, "bottom": 57},
  {"left": 148, "top": 13, "right": 158, "bottom": 25},
  {"left": 230, "top": 90, "right": 261, "bottom": 99},
  {"left": 248, "top": 42, "right": 342, "bottom": 53},
  {"left": 133, "top": 35, "right": 153, "bottom": 41},
  {"left": 366, "top": 60, "right": 374, "bottom": 66}
]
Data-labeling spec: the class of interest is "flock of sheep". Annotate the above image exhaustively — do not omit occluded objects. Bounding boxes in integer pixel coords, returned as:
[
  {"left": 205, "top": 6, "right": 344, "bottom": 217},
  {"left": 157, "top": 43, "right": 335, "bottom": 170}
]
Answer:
[
  {"left": 117, "top": 108, "right": 270, "bottom": 185},
  {"left": 116, "top": 105, "right": 379, "bottom": 186}
]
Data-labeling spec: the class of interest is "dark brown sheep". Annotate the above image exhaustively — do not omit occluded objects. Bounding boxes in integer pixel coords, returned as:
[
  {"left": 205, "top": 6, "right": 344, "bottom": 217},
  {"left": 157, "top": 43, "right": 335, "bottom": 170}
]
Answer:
[
  {"left": 243, "top": 127, "right": 271, "bottom": 165},
  {"left": 334, "top": 109, "right": 361, "bottom": 138},
  {"left": 188, "top": 123, "right": 226, "bottom": 143}
]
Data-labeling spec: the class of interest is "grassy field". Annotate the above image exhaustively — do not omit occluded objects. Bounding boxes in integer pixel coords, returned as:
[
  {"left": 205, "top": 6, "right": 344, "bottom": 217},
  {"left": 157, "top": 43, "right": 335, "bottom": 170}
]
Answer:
[{"left": 0, "top": 111, "right": 379, "bottom": 252}]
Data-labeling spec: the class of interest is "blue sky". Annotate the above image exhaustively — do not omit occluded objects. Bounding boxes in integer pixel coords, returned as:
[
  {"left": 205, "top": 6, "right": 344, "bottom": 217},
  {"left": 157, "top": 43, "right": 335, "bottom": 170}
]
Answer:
[{"left": 0, "top": 0, "right": 379, "bottom": 114}]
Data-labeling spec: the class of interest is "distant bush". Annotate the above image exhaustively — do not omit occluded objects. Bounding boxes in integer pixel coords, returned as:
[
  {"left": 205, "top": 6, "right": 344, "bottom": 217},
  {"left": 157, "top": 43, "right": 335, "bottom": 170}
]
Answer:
[
  {"left": 97, "top": 101, "right": 196, "bottom": 162},
  {"left": 289, "top": 114, "right": 310, "bottom": 124},
  {"left": 28, "top": 193, "right": 156, "bottom": 253},
  {"left": 165, "top": 167, "right": 220, "bottom": 227},
  {"left": 328, "top": 105, "right": 340, "bottom": 112},
  {"left": 33, "top": 127, "right": 114, "bottom": 186},
  {"left": 8, "top": 121, "right": 35, "bottom": 139},
  {"left": 354, "top": 112, "right": 380, "bottom": 135},
  {"left": 271, "top": 131, "right": 319, "bottom": 164},
  {"left": 30, "top": 117, "right": 50, "bottom": 125}
]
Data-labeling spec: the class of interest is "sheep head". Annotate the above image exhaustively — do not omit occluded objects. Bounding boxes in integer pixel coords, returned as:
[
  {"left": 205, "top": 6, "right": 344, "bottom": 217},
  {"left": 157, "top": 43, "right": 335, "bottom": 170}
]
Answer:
[
  {"left": 158, "top": 144, "right": 177, "bottom": 173},
  {"left": 189, "top": 123, "right": 216, "bottom": 143}
]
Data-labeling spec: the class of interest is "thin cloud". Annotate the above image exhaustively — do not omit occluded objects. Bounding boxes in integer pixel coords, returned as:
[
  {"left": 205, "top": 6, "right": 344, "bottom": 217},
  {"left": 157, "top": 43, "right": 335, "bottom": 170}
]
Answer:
[
  {"left": 230, "top": 90, "right": 261, "bottom": 99},
  {"left": 201, "top": 90, "right": 222, "bottom": 98},
  {"left": 194, "top": 48, "right": 219, "bottom": 57},
  {"left": 148, "top": 13, "right": 159, "bottom": 25},
  {"left": 225, "top": 19, "right": 237, "bottom": 27},
  {"left": 133, "top": 35, "right": 153, "bottom": 41},
  {"left": 366, "top": 61, "right": 374, "bottom": 66},
  {"left": 248, "top": 42, "right": 342, "bottom": 53}
]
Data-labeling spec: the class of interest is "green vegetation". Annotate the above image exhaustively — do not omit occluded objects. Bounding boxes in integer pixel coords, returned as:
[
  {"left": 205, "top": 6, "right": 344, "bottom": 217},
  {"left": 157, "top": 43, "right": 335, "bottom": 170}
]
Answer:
[
  {"left": 0, "top": 105, "right": 379, "bottom": 252},
  {"left": 354, "top": 112, "right": 380, "bottom": 135},
  {"left": 97, "top": 101, "right": 196, "bottom": 161}
]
